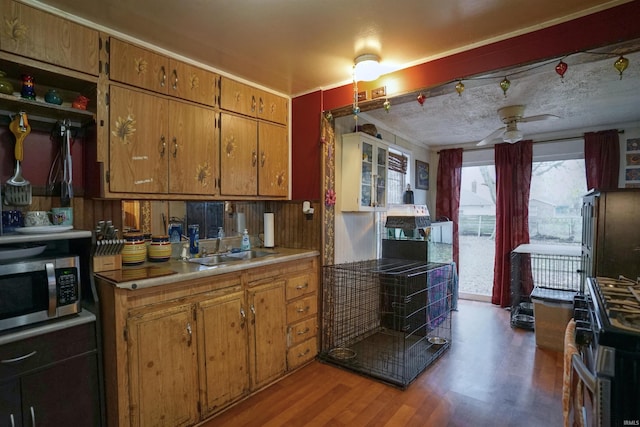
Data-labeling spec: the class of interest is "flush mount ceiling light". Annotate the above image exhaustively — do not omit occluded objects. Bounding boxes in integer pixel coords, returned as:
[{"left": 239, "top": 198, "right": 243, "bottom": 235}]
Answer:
[{"left": 354, "top": 54, "right": 381, "bottom": 82}]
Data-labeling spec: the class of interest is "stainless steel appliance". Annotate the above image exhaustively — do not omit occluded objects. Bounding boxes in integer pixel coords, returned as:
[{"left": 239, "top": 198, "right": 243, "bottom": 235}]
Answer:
[
  {"left": 572, "top": 277, "right": 640, "bottom": 427},
  {"left": 0, "top": 255, "right": 81, "bottom": 332}
]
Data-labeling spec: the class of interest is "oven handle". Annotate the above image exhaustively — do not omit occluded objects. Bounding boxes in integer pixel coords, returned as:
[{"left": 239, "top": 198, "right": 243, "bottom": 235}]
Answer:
[
  {"left": 572, "top": 353, "right": 596, "bottom": 393},
  {"left": 46, "top": 262, "right": 57, "bottom": 317}
]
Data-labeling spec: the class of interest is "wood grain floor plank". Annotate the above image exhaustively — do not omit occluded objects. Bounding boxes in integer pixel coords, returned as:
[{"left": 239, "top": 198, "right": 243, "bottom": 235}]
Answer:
[{"left": 199, "top": 300, "right": 564, "bottom": 427}]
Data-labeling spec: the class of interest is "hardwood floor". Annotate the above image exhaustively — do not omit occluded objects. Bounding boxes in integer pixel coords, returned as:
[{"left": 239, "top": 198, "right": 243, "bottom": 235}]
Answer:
[{"left": 199, "top": 299, "right": 564, "bottom": 427}]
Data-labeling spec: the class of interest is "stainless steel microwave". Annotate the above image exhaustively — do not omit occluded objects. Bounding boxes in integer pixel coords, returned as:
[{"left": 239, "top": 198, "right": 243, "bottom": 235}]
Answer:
[{"left": 0, "top": 256, "right": 81, "bottom": 332}]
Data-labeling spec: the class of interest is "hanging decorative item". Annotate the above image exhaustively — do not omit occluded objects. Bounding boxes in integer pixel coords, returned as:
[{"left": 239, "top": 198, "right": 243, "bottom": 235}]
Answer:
[
  {"left": 555, "top": 60, "right": 568, "bottom": 81},
  {"left": 325, "top": 188, "right": 336, "bottom": 206},
  {"left": 614, "top": 55, "right": 629, "bottom": 79},
  {"left": 383, "top": 99, "right": 391, "bottom": 112},
  {"left": 324, "top": 111, "right": 333, "bottom": 121},
  {"left": 499, "top": 77, "right": 510, "bottom": 97},
  {"left": 455, "top": 80, "right": 465, "bottom": 96},
  {"left": 417, "top": 93, "right": 426, "bottom": 106}
]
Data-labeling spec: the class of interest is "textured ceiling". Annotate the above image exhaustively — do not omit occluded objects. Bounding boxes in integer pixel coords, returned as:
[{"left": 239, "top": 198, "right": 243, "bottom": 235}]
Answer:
[{"left": 27, "top": 0, "right": 640, "bottom": 147}]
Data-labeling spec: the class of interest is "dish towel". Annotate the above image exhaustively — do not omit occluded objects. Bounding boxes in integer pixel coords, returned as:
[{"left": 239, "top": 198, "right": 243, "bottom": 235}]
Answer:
[{"left": 562, "top": 319, "right": 584, "bottom": 427}]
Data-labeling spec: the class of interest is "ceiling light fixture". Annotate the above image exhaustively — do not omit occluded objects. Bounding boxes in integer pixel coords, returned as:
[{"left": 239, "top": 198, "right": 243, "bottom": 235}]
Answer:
[{"left": 354, "top": 54, "right": 381, "bottom": 82}]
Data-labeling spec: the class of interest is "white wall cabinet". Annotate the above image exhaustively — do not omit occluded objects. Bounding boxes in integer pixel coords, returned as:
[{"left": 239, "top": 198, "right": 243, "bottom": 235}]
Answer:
[{"left": 341, "top": 132, "right": 389, "bottom": 211}]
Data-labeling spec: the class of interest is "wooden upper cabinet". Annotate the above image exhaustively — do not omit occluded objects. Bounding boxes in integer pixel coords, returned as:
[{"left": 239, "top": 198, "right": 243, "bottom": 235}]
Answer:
[
  {"left": 169, "top": 59, "right": 218, "bottom": 106},
  {"left": 108, "top": 38, "right": 169, "bottom": 95},
  {"left": 0, "top": 0, "right": 99, "bottom": 75},
  {"left": 168, "top": 101, "right": 218, "bottom": 195},
  {"left": 258, "top": 122, "right": 288, "bottom": 197},
  {"left": 109, "top": 86, "right": 169, "bottom": 194},
  {"left": 220, "top": 77, "right": 288, "bottom": 125},
  {"left": 108, "top": 38, "right": 218, "bottom": 107},
  {"left": 219, "top": 113, "right": 258, "bottom": 196}
]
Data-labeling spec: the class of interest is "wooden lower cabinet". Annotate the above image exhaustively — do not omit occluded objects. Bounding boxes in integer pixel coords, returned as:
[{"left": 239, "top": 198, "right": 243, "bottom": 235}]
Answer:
[
  {"left": 127, "top": 302, "right": 199, "bottom": 427},
  {"left": 97, "top": 256, "right": 318, "bottom": 426},
  {"left": 248, "top": 281, "right": 287, "bottom": 389},
  {"left": 197, "top": 289, "right": 249, "bottom": 417}
]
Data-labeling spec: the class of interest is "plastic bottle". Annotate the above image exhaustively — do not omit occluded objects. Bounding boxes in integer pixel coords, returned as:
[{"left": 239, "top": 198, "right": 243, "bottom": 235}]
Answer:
[
  {"left": 218, "top": 226, "right": 225, "bottom": 239},
  {"left": 241, "top": 229, "right": 251, "bottom": 251}
]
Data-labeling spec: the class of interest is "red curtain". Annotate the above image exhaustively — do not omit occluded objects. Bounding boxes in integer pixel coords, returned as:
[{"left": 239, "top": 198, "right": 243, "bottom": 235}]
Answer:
[
  {"left": 584, "top": 130, "right": 620, "bottom": 190},
  {"left": 436, "top": 148, "right": 463, "bottom": 270},
  {"left": 492, "top": 141, "right": 533, "bottom": 307}
]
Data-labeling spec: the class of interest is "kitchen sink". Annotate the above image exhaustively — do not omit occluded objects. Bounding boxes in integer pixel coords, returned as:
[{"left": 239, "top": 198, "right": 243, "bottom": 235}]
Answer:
[
  {"left": 188, "top": 250, "right": 277, "bottom": 266},
  {"left": 224, "top": 250, "right": 278, "bottom": 260}
]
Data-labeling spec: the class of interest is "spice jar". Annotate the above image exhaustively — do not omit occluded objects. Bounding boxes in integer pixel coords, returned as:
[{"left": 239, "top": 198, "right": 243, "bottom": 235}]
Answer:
[
  {"left": 148, "top": 235, "right": 171, "bottom": 262},
  {"left": 121, "top": 232, "right": 147, "bottom": 265},
  {"left": 0, "top": 71, "right": 14, "bottom": 95}
]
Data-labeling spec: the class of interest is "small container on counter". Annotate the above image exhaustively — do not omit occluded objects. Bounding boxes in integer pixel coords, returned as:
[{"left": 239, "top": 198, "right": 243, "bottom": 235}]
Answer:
[
  {"left": 188, "top": 224, "right": 199, "bottom": 255},
  {"left": 122, "top": 232, "right": 147, "bottom": 265},
  {"left": 148, "top": 235, "right": 171, "bottom": 262}
]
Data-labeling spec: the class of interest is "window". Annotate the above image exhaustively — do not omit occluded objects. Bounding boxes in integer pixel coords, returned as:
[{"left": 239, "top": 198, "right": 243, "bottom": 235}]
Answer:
[{"left": 387, "top": 148, "right": 409, "bottom": 204}]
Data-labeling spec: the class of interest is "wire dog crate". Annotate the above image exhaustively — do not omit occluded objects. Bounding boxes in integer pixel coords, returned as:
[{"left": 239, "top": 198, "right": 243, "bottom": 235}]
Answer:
[
  {"left": 510, "top": 244, "right": 583, "bottom": 330},
  {"left": 320, "top": 259, "right": 454, "bottom": 388}
]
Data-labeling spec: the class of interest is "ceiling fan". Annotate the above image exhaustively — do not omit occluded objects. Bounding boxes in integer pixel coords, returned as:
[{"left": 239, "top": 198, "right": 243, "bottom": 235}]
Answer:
[{"left": 476, "top": 105, "right": 559, "bottom": 146}]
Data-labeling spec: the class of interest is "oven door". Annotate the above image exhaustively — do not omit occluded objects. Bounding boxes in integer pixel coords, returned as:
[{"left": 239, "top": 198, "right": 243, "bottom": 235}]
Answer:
[
  {"left": 0, "top": 262, "right": 56, "bottom": 332},
  {"left": 573, "top": 350, "right": 614, "bottom": 427}
]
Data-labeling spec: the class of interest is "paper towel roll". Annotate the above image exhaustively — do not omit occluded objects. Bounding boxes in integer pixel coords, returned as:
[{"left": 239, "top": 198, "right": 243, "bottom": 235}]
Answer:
[{"left": 264, "top": 213, "right": 274, "bottom": 248}]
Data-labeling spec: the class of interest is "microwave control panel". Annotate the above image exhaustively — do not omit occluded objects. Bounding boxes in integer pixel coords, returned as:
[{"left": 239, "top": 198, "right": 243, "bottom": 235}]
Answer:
[{"left": 56, "top": 267, "right": 79, "bottom": 305}]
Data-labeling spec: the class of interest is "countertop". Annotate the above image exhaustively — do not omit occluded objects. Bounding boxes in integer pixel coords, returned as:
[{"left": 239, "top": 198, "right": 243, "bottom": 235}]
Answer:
[{"left": 94, "top": 247, "right": 319, "bottom": 290}]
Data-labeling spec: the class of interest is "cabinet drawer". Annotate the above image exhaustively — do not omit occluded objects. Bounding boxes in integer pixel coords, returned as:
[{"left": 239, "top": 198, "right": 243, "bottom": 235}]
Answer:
[
  {"left": 287, "top": 338, "right": 317, "bottom": 371},
  {"left": 0, "top": 323, "right": 96, "bottom": 380},
  {"left": 288, "top": 318, "right": 317, "bottom": 347},
  {"left": 285, "top": 274, "right": 316, "bottom": 301},
  {"left": 286, "top": 295, "right": 317, "bottom": 324}
]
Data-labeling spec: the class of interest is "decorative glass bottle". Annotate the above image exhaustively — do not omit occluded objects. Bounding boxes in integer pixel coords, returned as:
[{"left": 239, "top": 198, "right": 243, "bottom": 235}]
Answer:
[{"left": 0, "top": 71, "right": 14, "bottom": 95}]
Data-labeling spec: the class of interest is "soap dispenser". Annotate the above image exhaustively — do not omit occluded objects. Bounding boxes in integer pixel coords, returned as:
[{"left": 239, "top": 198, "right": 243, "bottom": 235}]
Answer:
[{"left": 241, "top": 229, "right": 251, "bottom": 251}]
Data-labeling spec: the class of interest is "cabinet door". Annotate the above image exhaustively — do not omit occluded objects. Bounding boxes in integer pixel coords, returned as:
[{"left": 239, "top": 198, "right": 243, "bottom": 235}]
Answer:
[
  {"left": 375, "top": 144, "right": 388, "bottom": 208},
  {"left": 168, "top": 101, "right": 218, "bottom": 195},
  {"left": 248, "top": 282, "right": 286, "bottom": 389},
  {"left": 0, "top": 0, "right": 99, "bottom": 75},
  {"left": 169, "top": 59, "right": 218, "bottom": 107},
  {"left": 197, "top": 291, "right": 249, "bottom": 416},
  {"left": 109, "top": 38, "right": 169, "bottom": 94},
  {"left": 21, "top": 353, "right": 101, "bottom": 427},
  {"left": 255, "top": 90, "right": 289, "bottom": 125},
  {"left": 219, "top": 113, "right": 258, "bottom": 196},
  {"left": 0, "top": 380, "right": 21, "bottom": 427},
  {"left": 109, "top": 86, "right": 169, "bottom": 194},
  {"left": 219, "top": 78, "right": 255, "bottom": 117},
  {"left": 127, "top": 303, "right": 199, "bottom": 427},
  {"left": 258, "top": 122, "right": 288, "bottom": 197}
]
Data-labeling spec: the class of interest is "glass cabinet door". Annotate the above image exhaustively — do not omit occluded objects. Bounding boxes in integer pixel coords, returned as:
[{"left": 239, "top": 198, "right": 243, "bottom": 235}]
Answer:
[
  {"left": 361, "top": 141, "right": 374, "bottom": 208},
  {"left": 375, "top": 145, "right": 388, "bottom": 207}
]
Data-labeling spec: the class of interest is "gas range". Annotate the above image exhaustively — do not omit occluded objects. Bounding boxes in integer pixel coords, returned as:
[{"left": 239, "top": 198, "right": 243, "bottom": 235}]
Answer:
[
  {"left": 585, "top": 277, "right": 640, "bottom": 351},
  {"left": 572, "top": 277, "right": 640, "bottom": 427}
]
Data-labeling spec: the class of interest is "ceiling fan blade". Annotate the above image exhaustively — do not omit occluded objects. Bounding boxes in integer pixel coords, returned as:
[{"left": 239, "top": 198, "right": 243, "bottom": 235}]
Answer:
[
  {"left": 477, "top": 127, "right": 506, "bottom": 146},
  {"left": 519, "top": 113, "right": 560, "bottom": 123}
]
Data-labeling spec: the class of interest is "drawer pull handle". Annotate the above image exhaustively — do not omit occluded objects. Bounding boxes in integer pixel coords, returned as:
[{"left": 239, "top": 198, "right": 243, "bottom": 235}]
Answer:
[
  {"left": 296, "top": 306, "right": 310, "bottom": 313},
  {"left": 10, "top": 413, "right": 15, "bottom": 427},
  {"left": 160, "top": 66, "right": 166, "bottom": 87},
  {"left": 240, "top": 307, "right": 246, "bottom": 327},
  {"left": 1, "top": 351, "right": 37, "bottom": 364},
  {"left": 297, "top": 327, "right": 310, "bottom": 335},
  {"left": 297, "top": 348, "right": 310, "bottom": 358},
  {"left": 30, "top": 406, "right": 35, "bottom": 427},
  {"left": 295, "top": 283, "right": 308, "bottom": 290}
]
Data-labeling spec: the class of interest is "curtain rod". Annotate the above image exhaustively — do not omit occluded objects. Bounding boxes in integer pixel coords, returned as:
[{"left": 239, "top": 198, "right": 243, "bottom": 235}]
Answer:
[{"left": 436, "top": 129, "right": 625, "bottom": 154}]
